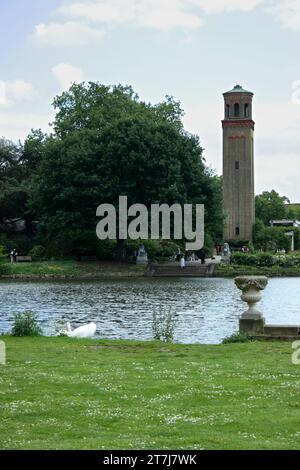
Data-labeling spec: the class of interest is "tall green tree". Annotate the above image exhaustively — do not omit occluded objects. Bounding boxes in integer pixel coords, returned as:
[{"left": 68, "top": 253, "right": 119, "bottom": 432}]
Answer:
[
  {"left": 0, "top": 138, "right": 24, "bottom": 229},
  {"left": 286, "top": 204, "right": 300, "bottom": 220},
  {"left": 255, "top": 190, "right": 290, "bottom": 226},
  {"left": 29, "top": 83, "right": 223, "bottom": 255},
  {"left": 0, "top": 131, "right": 48, "bottom": 237}
]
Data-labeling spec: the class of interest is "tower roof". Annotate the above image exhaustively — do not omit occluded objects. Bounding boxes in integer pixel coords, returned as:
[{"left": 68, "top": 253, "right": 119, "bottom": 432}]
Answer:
[{"left": 223, "top": 84, "right": 253, "bottom": 95}]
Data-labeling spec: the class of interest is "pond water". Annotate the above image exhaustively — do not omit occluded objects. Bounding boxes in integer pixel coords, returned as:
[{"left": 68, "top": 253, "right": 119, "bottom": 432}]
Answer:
[{"left": 0, "top": 277, "right": 299, "bottom": 344}]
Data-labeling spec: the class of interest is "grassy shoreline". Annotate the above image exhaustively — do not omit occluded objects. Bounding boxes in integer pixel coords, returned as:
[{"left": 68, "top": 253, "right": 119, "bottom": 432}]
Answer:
[
  {"left": 214, "top": 264, "right": 300, "bottom": 278},
  {"left": 0, "top": 260, "right": 146, "bottom": 280},
  {"left": 1, "top": 260, "right": 300, "bottom": 280},
  {"left": 1, "top": 336, "right": 299, "bottom": 450}
]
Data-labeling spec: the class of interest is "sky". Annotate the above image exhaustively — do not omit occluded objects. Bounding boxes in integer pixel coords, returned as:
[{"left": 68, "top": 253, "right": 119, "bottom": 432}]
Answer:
[{"left": 1, "top": 0, "right": 300, "bottom": 201}]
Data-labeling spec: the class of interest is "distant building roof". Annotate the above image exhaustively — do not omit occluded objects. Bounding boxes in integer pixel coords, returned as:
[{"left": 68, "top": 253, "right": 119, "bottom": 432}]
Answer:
[
  {"left": 223, "top": 84, "right": 254, "bottom": 95},
  {"left": 270, "top": 219, "right": 300, "bottom": 228}
]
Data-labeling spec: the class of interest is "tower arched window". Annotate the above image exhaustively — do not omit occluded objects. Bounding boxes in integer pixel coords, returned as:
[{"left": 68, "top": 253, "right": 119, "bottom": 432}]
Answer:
[
  {"left": 225, "top": 104, "right": 230, "bottom": 118},
  {"left": 244, "top": 103, "right": 250, "bottom": 118},
  {"left": 234, "top": 103, "right": 240, "bottom": 117}
]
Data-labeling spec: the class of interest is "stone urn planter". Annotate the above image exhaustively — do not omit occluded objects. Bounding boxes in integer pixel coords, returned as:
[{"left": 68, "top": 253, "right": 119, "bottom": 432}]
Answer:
[{"left": 235, "top": 276, "right": 268, "bottom": 334}]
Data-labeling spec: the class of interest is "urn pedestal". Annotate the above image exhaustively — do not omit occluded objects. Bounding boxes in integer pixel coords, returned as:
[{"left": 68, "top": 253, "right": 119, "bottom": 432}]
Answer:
[{"left": 235, "top": 276, "right": 268, "bottom": 335}]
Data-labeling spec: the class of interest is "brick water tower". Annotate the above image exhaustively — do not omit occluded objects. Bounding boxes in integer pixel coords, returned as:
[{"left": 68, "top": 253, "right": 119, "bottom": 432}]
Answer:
[{"left": 222, "top": 85, "right": 255, "bottom": 242}]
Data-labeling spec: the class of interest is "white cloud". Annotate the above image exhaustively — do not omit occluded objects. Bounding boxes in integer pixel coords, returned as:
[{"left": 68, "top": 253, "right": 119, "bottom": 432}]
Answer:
[
  {"left": 0, "top": 82, "right": 6, "bottom": 105},
  {"left": 0, "top": 111, "right": 53, "bottom": 142},
  {"left": 34, "top": 21, "right": 105, "bottom": 46},
  {"left": 59, "top": 0, "right": 203, "bottom": 31},
  {"left": 59, "top": 0, "right": 198, "bottom": 29},
  {"left": 59, "top": 0, "right": 136, "bottom": 25},
  {"left": 56, "top": 0, "right": 265, "bottom": 32},
  {"left": 135, "top": 0, "right": 203, "bottom": 30},
  {"left": 33, "top": 0, "right": 300, "bottom": 42},
  {"left": 59, "top": 0, "right": 264, "bottom": 27},
  {"left": 0, "top": 80, "right": 35, "bottom": 106},
  {"left": 268, "top": 0, "right": 300, "bottom": 31},
  {"left": 52, "top": 63, "right": 85, "bottom": 91},
  {"left": 190, "top": 0, "right": 264, "bottom": 14}
]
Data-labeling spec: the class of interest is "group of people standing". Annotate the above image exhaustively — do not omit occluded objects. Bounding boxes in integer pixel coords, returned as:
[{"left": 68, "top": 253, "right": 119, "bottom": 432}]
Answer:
[{"left": 175, "top": 248, "right": 206, "bottom": 269}]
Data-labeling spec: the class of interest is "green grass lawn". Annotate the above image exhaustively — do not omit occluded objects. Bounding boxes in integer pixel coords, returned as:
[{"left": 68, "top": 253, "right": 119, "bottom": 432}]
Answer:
[
  {"left": 0, "top": 260, "right": 145, "bottom": 278},
  {"left": 215, "top": 263, "right": 300, "bottom": 277},
  {"left": 2, "top": 260, "right": 300, "bottom": 279},
  {"left": 1, "top": 337, "right": 300, "bottom": 450}
]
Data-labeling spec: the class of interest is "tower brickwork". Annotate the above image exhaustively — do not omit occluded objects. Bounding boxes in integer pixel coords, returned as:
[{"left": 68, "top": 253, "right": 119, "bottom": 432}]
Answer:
[{"left": 222, "top": 85, "right": 255, "bottom": 242}]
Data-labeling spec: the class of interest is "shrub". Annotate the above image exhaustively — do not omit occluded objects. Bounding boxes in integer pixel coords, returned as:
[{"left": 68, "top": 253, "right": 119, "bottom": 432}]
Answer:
[
  {"left": 0, "top": 245, "right": 8, "bottom": 264},
  {"left": 0, "top": 234, "right": 9, "bottom": 249},
  {"left": 231, "top": 253, "right": 259, "bottom": 266},
  {"left": 152, "top": 306, "right": 177, "bottom": 343},
  {"left": 258, "top": 254, "right": 274, "bottom": 267},
  {"left": 0, "top": 264, "right": 11, "bottom": 275},
  {"left": 247, "top": 241, "right": 255, "bottom": 253},
  {"left": 231, "top": 252, "right": 300, "bottom": 268},
  {"left": 96, "top": 240, "right": 117, "bottom": 260},
  {"left": 42, "top": 229, "right": 97, "bottom": 259},
  {"left": 275, "top": 255, "right": 300, "bottom": 268},
  {"left": 227, "top": 239, "right": 249, "bottom": 249},
  {"left": 29, "top": 245, "right": 47, "bottom": 261},
  {"left": 253, "top": 224, "right": 294, "bottom": 252},
  {"left": 124, "top": 239, "right": 182, "bottom": 261},
  {"left": 2, "top": 239, "right": 36, "bottom": 256},
  {"left": 159, "top": 240, "right": 182, "bottom": 258},
  {"left": 143, "top": 240, "right": 168, "bottom": 260},
  {"left": 222, "top": 332, "right": 253, "bottom": 344},
  {"left": 203, "top": 232, "right": 215, "bottom": 256},
  {"left": 0, "top": 235, "right": 40, "bottom": 256},
  {"left": 11, "top": 311, "right": 42, "bottom": 337}
]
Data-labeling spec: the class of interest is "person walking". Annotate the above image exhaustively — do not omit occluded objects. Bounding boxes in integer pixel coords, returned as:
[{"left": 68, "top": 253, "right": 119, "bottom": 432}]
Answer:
[
  {"left": 11, "top": 249, "right": 18, "bottom": 263},
  {"left": 180, "top": 255, "right": 186, "bottom": 269}
]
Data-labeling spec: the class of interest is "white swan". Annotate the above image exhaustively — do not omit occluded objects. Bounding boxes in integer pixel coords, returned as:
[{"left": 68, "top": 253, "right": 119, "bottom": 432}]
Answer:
[{"left": 66, "top": 322, "right": 97, "bottom": 338}]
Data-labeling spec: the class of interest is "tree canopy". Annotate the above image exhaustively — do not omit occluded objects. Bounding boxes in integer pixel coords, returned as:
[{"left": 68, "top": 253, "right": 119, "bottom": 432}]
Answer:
[
  {"left": 28, "top": 82, "right": 223, "bottom": 256},
  {"left": 253, "top": 190, "right": 300, "bottom": 252},
  {"left": 255, "top": 190, "right": 290, "bottom": 226}
]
